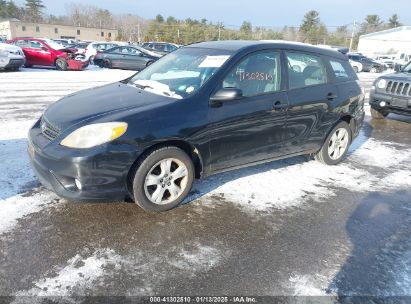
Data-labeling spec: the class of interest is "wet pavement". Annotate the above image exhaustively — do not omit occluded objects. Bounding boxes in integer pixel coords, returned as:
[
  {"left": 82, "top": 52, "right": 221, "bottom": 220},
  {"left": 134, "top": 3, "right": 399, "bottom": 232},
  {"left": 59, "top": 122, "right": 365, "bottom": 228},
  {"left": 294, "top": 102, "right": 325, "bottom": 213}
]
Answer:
[{"left": 0, "top": 68, "right": 410, "bottom": 300}]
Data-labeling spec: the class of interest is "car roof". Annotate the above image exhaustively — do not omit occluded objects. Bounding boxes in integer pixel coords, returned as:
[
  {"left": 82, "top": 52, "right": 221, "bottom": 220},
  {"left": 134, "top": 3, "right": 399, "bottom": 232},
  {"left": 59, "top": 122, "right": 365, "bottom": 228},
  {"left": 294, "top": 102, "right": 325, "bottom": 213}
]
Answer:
[{"left": 187, "top": 40, "right": 347, "bottom": 59}]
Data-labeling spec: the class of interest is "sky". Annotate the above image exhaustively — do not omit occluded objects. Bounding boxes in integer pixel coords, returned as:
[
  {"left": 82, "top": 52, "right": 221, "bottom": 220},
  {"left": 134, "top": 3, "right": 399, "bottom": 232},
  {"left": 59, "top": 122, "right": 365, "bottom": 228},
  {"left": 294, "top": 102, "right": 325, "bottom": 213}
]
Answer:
[{"left": 16, "top": 0, "right": 411, "bottom": 29}]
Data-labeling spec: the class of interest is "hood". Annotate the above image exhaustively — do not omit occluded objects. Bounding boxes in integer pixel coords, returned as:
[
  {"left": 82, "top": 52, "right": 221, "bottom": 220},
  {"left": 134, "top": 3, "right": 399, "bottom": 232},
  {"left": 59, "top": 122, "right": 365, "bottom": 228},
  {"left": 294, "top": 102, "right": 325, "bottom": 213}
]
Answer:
[
  {"left": 0, "top": 43, "right": 24, "bottom": 56},
  {"left": 382, "top": 72, "right": 411, "bottom": 81},
  {"left": 44, "top": 82, "right": 173, "bottom": 130}
]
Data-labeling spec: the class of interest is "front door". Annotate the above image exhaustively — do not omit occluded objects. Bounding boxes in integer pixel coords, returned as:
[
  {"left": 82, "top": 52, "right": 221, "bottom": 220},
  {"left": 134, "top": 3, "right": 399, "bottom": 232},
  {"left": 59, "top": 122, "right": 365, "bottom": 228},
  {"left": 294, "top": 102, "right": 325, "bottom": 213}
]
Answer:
[{"left": 208, "top": 50, "right": 289, "bottom": 172}]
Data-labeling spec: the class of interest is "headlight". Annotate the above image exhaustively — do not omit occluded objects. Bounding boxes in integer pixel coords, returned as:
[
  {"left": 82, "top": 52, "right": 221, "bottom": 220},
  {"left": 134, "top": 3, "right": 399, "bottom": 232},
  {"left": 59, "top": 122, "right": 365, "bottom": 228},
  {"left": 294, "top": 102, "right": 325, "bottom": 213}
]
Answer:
[
  {"left": 0, "top": 50, "right": 8, "bottom": 57},
  {"left": 60, "top": 122, "right": 128, "bottom": 149},
  {"left": 377, "top": 79, "right": 387, "bottom": 89}
]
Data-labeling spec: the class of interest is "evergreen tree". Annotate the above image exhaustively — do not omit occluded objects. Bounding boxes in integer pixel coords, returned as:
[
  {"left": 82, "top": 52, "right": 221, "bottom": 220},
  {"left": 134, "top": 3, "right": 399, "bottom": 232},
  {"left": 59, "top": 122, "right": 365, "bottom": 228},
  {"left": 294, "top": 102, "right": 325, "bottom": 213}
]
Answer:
[
  {"left": 388, "top": 14, "right": 402, "bottom": 28},
  {"left": 299, "top": 10, "right": 322, "bottom": 43},
  {"left": 24, "top": 0, "right": 45, "bottom": 22}
]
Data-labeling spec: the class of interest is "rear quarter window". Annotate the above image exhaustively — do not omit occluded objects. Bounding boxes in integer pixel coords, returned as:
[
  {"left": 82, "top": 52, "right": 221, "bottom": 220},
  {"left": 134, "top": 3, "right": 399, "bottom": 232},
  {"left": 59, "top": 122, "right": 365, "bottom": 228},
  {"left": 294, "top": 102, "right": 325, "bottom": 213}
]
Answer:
[{"left": 329, "top": 59, "right": 357, "bottom": 82}]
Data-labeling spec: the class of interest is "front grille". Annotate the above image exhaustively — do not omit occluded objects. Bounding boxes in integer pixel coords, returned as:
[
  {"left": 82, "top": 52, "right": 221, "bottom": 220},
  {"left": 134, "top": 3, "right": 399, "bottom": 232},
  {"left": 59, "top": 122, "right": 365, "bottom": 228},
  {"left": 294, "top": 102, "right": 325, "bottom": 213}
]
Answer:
[
  {"left": 386, "top": 81, "right": 411, "bottom": 96},
  {"left": 40, "top": 116, "right": 60, "bottom": 140}
]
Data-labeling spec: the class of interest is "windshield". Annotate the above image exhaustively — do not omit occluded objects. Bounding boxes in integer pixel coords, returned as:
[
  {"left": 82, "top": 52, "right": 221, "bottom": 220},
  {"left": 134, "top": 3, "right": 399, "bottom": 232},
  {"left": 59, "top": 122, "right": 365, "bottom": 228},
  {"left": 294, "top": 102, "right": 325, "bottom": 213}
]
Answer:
[
  {"left": 128, "top": 47, "right": 233, "bottom": 99},
  {"left": 44, "top": 39, "right": 64, "bottom": 50},
  {"left": 402, "top": 62, "right": 411, "bottom": 73}
]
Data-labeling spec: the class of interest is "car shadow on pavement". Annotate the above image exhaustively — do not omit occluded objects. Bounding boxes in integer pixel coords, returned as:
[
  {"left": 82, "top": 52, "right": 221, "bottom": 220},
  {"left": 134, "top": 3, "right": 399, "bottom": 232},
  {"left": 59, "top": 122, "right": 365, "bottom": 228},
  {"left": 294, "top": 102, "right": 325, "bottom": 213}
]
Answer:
[{"left": 327, "top": 190, "right": 411, "bottom": 298}]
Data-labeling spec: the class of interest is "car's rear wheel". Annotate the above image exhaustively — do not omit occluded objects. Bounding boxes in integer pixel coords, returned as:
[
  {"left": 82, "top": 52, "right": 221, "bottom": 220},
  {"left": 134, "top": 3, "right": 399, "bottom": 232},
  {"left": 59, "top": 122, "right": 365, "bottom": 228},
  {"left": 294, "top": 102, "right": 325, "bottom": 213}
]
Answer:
[
  {"left": 89, "top": 55, "right": 95, "bottom": 65},
  {"left": 353, "top": 66, "right": 359, "bottom": 73},
  {"left": 55, "top": 58, "right": 68, "bottom": 71},
  {"left": 103, "top": 59, "right": 112, "bottom": 69},
  {"left": 132, "top": 146, "right": 194, "bottom": 212},
  {"left": 315, "top": 121, "right": 352, "bottom": 165},
  {"left": 146, "top": 61, "right": 154, "bottom": 67},
  {"left": 370, "top": 108, "right": 388, "bottom": 119}
]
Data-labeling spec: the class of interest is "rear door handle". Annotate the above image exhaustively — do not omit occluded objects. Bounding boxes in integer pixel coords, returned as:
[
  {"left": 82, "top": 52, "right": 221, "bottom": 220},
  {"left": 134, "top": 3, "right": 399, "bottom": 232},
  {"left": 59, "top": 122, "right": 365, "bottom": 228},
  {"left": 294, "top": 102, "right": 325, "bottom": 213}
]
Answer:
[
  {"left": 273, "top": 101, "right": 289, "bottom": 111},
  {"left": 327, "top": 93, "right": 338, "bottom": 100}
]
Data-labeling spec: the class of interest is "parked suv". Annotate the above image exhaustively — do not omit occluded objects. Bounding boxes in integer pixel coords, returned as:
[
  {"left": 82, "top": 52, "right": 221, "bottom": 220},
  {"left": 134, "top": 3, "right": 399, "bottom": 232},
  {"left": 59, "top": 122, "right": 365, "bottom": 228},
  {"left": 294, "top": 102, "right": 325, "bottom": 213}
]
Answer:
[
  {"left": 369, "top": 60, "right": 411, "bottom": 118},
  {"left": 348, "top": 53, "right": 384, "bottom": 73},
  {"left": 0, "top": 42, "right": 25, "bottom": 71},
  {"left": 7, "top": 38, "right": 71, "bottom": 70},
  {"left": 28, "top": 41, "right": 364, "bottom": 212}
]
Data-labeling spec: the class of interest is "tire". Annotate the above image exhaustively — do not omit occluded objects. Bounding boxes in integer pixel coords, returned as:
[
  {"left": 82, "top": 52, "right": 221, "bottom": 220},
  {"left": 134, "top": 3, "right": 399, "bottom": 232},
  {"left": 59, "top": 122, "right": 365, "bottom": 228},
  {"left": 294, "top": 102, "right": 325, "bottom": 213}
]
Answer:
[
  {"left": 370, "top": 67, "right": 377, "bottom": 73},
  {"left": 315, "top": 121, "right": 352, "bottom": 165},
  {"left": 353, "top": 66, "right": 359, "bottom": 73},
  {"left": 146, "top": 60, "right": 154, "bottom": 67},
  {"left": 104, "top": 59, "right": 112, "bottom": 69},
  {"left": 55, "top": 58, "right": 68, "bottom": 71},
  {"left": 89, "top": 55, "right": 95, "bottom": 65},
  {"left": 370, "top": 108, "right": 388, "bottom": 119},
  {"left": 132, "top": 146, "right": 195, "bottom": 212},
  {"left": 24, "top": 63, "right": 32, "bottom": 68}
]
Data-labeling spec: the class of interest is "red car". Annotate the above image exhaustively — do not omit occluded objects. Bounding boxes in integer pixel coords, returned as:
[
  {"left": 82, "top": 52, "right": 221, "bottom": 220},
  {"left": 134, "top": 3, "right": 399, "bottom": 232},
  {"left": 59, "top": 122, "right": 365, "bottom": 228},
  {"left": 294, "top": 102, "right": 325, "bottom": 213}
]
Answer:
[{"left": 7, "top": 38, "right": 73, "bottom": 70}]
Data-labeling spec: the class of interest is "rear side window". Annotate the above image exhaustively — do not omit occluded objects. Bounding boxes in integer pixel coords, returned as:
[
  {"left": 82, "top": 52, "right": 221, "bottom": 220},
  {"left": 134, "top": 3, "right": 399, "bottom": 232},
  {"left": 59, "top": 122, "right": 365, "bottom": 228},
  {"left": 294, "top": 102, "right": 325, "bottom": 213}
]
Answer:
[
  {"left": 286, "top": 52, "right": 327, "bottom": 89},
  {"left": 329, "top": 59, "right": 356, "bottom": 82}
]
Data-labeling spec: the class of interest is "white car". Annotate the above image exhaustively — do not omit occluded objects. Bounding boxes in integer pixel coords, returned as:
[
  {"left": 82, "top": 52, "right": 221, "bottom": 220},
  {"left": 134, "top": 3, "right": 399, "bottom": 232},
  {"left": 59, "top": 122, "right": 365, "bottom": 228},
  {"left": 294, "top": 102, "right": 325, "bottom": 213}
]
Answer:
[
  {"left": 0, "top": 43, "right": 25, "bottom": 71},
  {"left": 349, "top": 59, "right": 363, "bottom": 73},
  {"left": 84, "top": 42, "right": 120, "bottom": 64}
]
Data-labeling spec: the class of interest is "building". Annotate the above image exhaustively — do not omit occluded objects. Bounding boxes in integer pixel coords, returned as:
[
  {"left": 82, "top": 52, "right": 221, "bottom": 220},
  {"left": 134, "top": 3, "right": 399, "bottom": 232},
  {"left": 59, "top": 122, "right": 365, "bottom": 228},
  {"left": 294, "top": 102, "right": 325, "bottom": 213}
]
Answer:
[
  {"left": 0, "top": 19, "right": 118, "bottom": 41},
  {"left": 358, "top": 26, "right": 411, "bottom": 57}
]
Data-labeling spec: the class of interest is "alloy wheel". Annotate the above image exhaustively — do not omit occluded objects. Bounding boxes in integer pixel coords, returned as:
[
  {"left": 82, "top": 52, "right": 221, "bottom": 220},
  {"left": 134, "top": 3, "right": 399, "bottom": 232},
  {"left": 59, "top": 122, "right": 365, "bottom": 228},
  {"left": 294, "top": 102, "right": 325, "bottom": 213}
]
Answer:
[
  {"left": 143, "top": 158, "right": 188, "bottom": 205},
  {"left": 327, "top": 128, "right": 349, "bottom": 160}
]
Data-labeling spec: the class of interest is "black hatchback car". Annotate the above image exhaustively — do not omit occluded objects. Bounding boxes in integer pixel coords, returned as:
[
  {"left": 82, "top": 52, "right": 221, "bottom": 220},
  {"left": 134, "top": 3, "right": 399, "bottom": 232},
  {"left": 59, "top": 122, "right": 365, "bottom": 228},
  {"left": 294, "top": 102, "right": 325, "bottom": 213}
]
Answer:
[
  {"left": 28, "top": 41, "right": 364, "bottom": 212},
  {"left": 369, "top": 61, "right": 411, "bottom": 118}
]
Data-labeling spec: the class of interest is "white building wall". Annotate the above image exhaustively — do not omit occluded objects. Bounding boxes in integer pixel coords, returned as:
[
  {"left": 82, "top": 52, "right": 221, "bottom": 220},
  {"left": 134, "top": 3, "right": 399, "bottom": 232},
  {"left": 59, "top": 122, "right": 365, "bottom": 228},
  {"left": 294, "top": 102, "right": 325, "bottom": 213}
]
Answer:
[{"left": 358, "top": 26, "right": 411, "bottom": 57}]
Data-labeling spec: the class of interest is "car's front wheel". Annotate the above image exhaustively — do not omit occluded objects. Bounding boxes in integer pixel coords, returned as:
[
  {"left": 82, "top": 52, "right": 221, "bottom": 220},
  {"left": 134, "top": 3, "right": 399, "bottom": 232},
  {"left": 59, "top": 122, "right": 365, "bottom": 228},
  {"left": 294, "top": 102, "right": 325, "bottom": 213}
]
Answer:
[
  {"left": 315, "top": 121, "right": 352, "bottom": 165},
  {"left": 370, "top": 108, "right": 388, "bottom": 119},
  {"left": 132, "top": 146, "right": 194, "bottom": 212},
  {"left": 55, "top": 58, "right": 68, "bottom": 71}
]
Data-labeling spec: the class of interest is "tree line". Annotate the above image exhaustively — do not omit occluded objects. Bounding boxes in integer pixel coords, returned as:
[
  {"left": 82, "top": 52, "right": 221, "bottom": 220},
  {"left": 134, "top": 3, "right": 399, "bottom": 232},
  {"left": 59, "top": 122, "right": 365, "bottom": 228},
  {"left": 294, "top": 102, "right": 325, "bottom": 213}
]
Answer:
[{"left": 0, "top": 0, "right": 404, "bottom": 49}]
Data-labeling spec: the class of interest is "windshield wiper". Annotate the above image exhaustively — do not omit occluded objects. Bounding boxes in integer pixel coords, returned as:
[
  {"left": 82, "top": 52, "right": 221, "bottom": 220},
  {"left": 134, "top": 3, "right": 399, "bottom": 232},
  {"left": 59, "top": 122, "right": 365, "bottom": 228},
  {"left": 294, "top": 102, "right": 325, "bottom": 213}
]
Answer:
[{"left": 132, "top": 83, "right": 154, "bottom": 90}]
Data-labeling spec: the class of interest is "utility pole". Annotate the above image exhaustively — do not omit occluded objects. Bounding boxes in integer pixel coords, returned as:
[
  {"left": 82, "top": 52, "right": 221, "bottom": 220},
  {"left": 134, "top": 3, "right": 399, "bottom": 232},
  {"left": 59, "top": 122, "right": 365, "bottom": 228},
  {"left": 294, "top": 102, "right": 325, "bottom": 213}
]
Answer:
[
  {"left": 349, "top": 21, "right": 357, "bottom": 52},
  {"left": 137, "top": 23, "right": 141, "bottom": 43}
]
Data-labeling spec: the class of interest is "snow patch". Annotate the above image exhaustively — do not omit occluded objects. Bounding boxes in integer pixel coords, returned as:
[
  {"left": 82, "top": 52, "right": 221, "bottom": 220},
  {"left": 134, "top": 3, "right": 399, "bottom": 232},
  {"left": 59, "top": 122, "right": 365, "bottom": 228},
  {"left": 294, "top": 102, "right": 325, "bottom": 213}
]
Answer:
[
  {"left": 288, "top": 274, "right": 327, "bottom": 296},
  {"left": 16, "top": 248, "right": 123, "bottom": 297},
  {"left": 169, "top": 245, "right": 221, "bottom": 271}
]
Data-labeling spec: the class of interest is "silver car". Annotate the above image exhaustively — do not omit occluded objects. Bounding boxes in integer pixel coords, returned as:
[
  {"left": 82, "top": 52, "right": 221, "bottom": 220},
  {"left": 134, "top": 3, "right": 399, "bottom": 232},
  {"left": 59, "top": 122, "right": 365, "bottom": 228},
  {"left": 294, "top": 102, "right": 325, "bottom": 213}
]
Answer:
[{"left": 0, "top": 43, "right": 25, "bottom": 71}]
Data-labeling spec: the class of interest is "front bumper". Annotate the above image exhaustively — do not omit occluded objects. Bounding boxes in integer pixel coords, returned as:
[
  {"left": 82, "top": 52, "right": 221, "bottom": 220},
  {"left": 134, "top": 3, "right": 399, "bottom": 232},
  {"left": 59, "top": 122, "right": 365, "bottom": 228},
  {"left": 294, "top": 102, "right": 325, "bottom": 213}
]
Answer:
[
  {"left": 369, "top": 91, "right": 411, "bottom": 116},
  {"left": 28, "top": 120, "right": 141, "bottom": 201},
  {"left": 0, "top": 57, "right": 25, "bottom": 69}
]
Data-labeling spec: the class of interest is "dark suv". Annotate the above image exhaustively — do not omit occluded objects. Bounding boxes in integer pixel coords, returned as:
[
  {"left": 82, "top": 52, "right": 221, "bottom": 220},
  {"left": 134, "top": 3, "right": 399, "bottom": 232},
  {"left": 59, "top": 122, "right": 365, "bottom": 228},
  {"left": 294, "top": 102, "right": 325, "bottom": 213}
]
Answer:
[
  {"left": 369, "top": 61, "right": 411, "bottom": 118},
  {"left": 348, "top": 53, "right": 385, "bottom": 73},
  {"left": 28, "top": 41, "right": 364, "bottom": 212}
]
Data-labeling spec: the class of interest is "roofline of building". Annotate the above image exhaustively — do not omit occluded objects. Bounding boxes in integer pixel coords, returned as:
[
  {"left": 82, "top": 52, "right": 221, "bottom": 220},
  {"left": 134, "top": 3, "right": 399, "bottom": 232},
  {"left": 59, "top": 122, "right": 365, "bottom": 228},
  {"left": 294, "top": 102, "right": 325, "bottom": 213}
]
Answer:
[
  {"left": 359, "top": 26, "right": 411, "bottom": 39},
  {"left": 0, "top": 19, "right": 118, "bottom": 31}
]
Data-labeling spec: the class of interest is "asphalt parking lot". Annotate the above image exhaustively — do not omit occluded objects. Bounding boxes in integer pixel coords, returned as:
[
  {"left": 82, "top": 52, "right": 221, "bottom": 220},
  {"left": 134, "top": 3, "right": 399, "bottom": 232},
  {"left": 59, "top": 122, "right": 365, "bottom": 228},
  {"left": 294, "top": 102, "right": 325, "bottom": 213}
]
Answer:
[{"left": 0, "top": 67, "right": 410, "bottom": 299}]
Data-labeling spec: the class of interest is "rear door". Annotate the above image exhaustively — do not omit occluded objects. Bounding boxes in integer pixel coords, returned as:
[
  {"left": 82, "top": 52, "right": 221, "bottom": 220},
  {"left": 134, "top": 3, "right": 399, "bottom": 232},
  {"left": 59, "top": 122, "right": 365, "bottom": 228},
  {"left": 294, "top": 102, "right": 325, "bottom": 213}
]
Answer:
[
  {"left": 284, "top": 51, "right": 337, "bottom": 153},
  {"left": 208, "top": 50, "right": 289, "bottom": 172}
]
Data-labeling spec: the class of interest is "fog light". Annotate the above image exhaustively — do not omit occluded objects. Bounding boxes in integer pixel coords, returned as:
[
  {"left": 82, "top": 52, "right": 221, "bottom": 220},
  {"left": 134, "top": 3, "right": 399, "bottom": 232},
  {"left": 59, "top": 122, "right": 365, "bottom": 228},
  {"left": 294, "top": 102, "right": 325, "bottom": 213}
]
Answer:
[
  {"left": 75, "top": 179, "right": 82, "bottom": 190},
  {"left": 379, "top": 101, "right": 387, "bottom": 107}
]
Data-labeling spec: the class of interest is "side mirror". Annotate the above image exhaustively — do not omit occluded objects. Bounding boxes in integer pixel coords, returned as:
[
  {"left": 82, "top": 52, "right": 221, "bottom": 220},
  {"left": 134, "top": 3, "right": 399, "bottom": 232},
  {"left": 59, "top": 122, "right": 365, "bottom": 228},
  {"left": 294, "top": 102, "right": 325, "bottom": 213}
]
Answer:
[{"left": 210, "top": 88, "right": 243, "bottom": 105}]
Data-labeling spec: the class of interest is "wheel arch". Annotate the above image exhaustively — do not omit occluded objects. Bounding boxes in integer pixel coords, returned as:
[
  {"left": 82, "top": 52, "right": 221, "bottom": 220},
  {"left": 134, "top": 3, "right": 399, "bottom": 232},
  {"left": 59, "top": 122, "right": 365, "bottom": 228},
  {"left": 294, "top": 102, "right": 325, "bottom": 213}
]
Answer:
[{"left": 126, "top": 139, "right": 204, "bottom": 194}]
